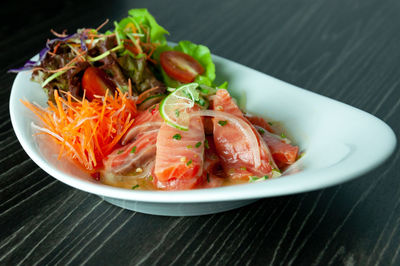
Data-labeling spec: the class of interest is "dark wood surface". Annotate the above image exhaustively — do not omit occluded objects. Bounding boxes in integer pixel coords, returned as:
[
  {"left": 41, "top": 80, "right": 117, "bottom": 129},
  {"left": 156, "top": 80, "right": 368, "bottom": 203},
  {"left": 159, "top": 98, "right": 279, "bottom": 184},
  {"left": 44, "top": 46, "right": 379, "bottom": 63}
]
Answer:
[{"left": 1, "top": 0, "right": 399, "bottom": 265}]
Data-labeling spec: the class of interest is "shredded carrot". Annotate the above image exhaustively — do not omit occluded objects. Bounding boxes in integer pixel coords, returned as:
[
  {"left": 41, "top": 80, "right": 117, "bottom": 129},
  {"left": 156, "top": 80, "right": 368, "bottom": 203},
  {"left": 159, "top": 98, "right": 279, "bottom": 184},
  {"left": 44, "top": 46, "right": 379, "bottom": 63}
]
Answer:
[
  {"left": 128, "top": 78, "right": 133, "bottom": 97},
  {"left": 137, "top": 86, "right": 160, "bottom": 103},
  {"left": 96, "top": 18, "right": 109, "bottom": 32},
  {"left": 50, "top": 29, "right": 68, "bottom": 38},
  {"left": 126, "top": 23, "right": 137, "bottom": 34},
  {"left": 21, "top": 90, "right": 137, "bottom": 172},
  {"left": 53, "top": 42, "right": 61, "bottom": 54}
]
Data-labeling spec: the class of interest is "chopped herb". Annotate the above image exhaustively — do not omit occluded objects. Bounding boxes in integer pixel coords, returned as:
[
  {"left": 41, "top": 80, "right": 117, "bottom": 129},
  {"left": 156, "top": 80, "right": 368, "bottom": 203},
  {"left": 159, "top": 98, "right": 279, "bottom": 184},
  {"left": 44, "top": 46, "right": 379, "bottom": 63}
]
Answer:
[
  {"left": 195, "top": 141, "right": 202, "bottom": 148},
  {"left": 149, "top": 105, "right": 156, "bottom": 113},
  {"left": 249, "top": 176, "right": 268, "bottom": 183},
  {"left": 187, "top": 145, "right": 193, "bottom": 149},
  {"left": 240, "top": 167, "right": 247, "bottom": 171},
  {"left": 173, "top": 134, "right": 182, "bottom": 140},
  {"left": 218, "top": 120, "right": 228, "bottom": 126},
  {"left": 197, "top": 98, "right": 206, "bottom": 106},
  {"left": 186, "top": 159, "right": 192, "bottom": 166},
  {"left": 249, "top": 176, "right": 258, "bottom": 182},
  {"left": 271, "top": 169, "right": 281, "bottom": 178},
  {"left": 131, "top": 146, "right": 137, "bottom": 153},
  {"left": 148, "top": 175, "right": 153, "bottom": 181},
  {"left": 175, "top": 109, "right": 180, "bottom": 117},
  {"left": 281, "top": 133, "right": 287, "bottom": 139},
  {"left": 258, "top": 128, "right": 265, "bottom": 135},
  {"left": 298, "top": 152, "right": 306, "bottom": 159},
  {"left": 204, "top": 139, "right": 209, "bottom": 149},
  {"left": 268, "top": 122, "right": 273, "bottom": 126},
  {"left": 117, "top": 150, "right": 124, "bottom": 154},
  {"left": 132, "top": 184, "right": 139, "bottom": 190},
  {"left": 272, "top": 169, "right": 281, "bottom": 174},
  {"left": 207, "top": 173, "right": 210, "bottom": 183}
]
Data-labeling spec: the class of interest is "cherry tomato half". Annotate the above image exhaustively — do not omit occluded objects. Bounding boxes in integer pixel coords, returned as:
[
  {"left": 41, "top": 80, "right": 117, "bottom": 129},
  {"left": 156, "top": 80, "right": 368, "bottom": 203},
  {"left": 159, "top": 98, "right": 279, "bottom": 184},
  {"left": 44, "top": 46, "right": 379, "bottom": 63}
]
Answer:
[
  {"left": 82, "top": 67, "right": 115, "bottom": 101},
  {"left": 160, "top": 51, "right": 204, "bottom": 83}
]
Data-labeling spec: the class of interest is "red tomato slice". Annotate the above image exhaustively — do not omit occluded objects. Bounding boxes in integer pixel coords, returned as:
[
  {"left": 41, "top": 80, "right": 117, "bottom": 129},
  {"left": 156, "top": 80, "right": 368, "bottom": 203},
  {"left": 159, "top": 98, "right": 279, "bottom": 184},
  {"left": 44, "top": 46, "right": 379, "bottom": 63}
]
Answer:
[
  {"left": 82, "top": 67, "right": 115, "bottom": 101},
  {"left": 160, "top": 51, "right": 204, "bottom": 83}
]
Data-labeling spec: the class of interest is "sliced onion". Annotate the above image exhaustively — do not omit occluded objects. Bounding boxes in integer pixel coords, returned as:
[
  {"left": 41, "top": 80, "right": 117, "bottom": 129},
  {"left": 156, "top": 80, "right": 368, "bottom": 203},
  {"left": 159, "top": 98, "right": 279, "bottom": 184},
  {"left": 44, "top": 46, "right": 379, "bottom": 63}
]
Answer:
[
  {"left": 122, "top": 121, "right": 162, "bottom": 145},
  {"left": 138, "top": 95, "right": 165, "bottom": 111},
  {"left": 137, "top": 86, "right": 162, "bottom": 103}
]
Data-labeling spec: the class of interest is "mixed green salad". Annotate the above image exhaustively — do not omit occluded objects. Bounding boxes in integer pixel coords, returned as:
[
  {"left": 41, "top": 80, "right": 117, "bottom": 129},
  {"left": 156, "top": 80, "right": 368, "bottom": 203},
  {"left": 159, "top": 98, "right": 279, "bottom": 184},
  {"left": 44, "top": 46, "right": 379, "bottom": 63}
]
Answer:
[{"left": 10, "top": 8, "right": 225, "bottom": 104}]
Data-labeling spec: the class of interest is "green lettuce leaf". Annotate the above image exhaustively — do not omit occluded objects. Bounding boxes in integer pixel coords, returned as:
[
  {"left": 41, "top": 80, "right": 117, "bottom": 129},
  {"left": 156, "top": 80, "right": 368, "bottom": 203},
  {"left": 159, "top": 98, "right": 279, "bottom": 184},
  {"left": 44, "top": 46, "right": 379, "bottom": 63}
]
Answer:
[
  {"left": 128, "top": 9, "right": 169, "bottom": 44},
  {"left": 115, "top": 9, "right": 169, "bottom": 45}
]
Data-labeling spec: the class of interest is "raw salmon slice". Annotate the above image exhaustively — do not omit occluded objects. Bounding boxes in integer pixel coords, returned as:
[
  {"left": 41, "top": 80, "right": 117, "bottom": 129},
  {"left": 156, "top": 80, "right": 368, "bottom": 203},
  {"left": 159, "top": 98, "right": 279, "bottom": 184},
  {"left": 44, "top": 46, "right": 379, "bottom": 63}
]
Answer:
[
  {"left": 104, "top": 104, "right": 162, "bottom": 174},
  {"left": 212, "top": 89, "right": 278, "bottom": 180},
  {"left": 154, "top": 116, "right": 205, "bottom": 190},
  {"left": 104, "top": 130, "right": 158, "bottom": 174},
  {"left": 245, "top": 115, "right": 274, "bottom": 133},
  {"left": 122, "top": 104, "right": 163, "bottom": 145},
  {"left": 254, "top": 125, "right": 299, "bottom": 168},
  {"left": 199, "top": 136, "right": 225, "bottom": 188}
]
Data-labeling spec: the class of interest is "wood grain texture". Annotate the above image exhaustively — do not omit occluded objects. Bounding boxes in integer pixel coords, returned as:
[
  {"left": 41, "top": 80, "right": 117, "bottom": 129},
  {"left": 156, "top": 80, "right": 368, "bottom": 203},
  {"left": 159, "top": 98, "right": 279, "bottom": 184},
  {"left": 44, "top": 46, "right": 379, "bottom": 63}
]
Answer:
[{"left": 1, "top": 0, "right": 399, "bottom": 265}]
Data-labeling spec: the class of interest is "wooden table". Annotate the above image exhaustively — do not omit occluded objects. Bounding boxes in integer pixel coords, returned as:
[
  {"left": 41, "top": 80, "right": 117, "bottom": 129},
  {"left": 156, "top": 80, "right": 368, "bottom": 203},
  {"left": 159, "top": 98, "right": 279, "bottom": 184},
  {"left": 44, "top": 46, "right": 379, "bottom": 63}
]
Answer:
[{"left": 1, "top": 0, "right": 399, "bottom": 265}]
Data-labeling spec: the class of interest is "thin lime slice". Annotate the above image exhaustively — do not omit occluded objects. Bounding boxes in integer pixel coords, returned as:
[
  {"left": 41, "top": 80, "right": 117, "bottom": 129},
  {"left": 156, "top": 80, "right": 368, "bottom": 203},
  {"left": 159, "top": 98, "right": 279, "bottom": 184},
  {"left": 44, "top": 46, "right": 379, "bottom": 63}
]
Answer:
[{"left": 159, "top": 83, "right": 199, "bottom": 131}]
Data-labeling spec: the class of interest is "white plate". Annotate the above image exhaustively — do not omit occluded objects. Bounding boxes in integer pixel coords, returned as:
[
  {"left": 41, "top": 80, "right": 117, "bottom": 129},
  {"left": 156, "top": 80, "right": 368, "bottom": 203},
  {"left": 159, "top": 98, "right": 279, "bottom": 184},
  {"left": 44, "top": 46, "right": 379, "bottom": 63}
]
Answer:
[{"left": 9, "top": 54, "right": 397, "bottom": 216}]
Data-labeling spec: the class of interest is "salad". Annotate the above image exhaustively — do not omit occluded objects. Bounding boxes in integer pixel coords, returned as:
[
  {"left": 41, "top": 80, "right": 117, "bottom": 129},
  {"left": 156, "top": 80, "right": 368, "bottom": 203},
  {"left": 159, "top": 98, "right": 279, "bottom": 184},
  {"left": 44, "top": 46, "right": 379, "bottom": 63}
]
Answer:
[{"left": 10, "top": 9, "right": 299, "bottom": 190}]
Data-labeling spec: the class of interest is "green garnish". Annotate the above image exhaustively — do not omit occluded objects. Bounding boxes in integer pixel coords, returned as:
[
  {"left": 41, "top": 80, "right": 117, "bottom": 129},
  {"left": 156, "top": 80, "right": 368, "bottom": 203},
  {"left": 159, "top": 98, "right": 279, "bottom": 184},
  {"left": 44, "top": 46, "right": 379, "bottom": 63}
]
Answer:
[
  {"left": 149, "top": 105, "right": 156, "bottom": 113},
  {"left": 281, "top": 133, "right": 287, "bottom": 138},
  {"left": 249, "top": 175, "right": 269, "bottom": 182},
  {"left": 131, "top": 146, "right": 137, "bottom": 153},
  {"left": 258, "top": 128, "right": 265, "bottom": 135},
  {"left": 195, "top": 141, "right": 202, "bottom": 148},
  {"left": 197, "top": 98, "right": 206, "bottom": 106},
  {"left": 175, "top": 109, "right": 180, "bottom": 117},
  {"left": 204, "top": 139, "right": 209, "bottom": 149},
  {"left": 117, "top": 150, "right": 124, "bottom": 154},
  {"left": 271, "top": 169, "right": 282, "bottom": 178},
  {"left": 187, "top": 145, "right": 193, "bottom": 149},
  {"left": 148, "top": 175, "right": 153, "bottom": 181},
  {"left": 268, "top": 122, "right": 273, "bottom": 126},
  {"left": 218, "top": 120, "right": 228, "bottom": 126},
  {"left": 87, "top": 44, "right": 124, "bottom": 62},
  {"left": 200, "top": 88, "right": 209, "bottom": 94},
  {"left": 132, "top": 184, "right": 140, "bottom": 190},
  {"left": 173, "top": 134, "right": 182, "bottom": 140},
  {"left": 186, "top": 159, "right": 192, "bottom": 166},
  {"left": 240, "top": 167, "right": 247, "bottom": 171}
]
